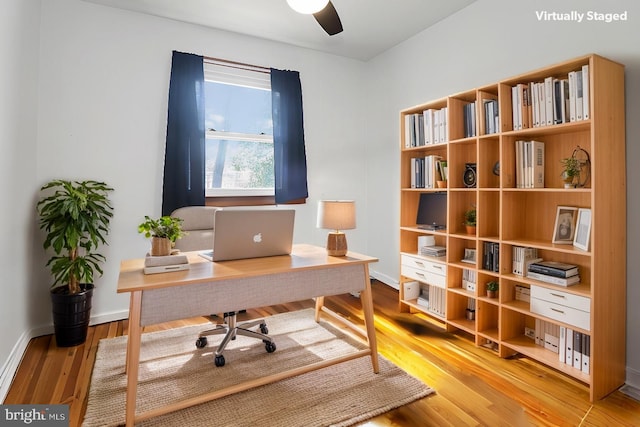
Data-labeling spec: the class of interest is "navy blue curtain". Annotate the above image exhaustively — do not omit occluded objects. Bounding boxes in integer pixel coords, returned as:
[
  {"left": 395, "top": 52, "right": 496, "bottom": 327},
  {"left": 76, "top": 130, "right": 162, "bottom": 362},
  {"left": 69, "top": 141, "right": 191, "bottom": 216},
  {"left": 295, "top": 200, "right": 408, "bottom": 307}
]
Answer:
[
  {"left": 271, "top": 68, "right": 309, "bottom": 204},
  {"left": 161, "top": 51, "right": 205, "bottom": 216}
]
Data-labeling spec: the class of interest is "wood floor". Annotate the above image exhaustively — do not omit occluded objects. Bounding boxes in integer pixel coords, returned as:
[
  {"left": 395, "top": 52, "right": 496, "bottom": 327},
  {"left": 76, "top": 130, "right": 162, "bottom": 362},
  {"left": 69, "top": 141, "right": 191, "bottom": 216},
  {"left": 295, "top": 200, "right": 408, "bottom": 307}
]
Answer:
[{"left": 5, "top": 280, "right": 640, "bottom": 426}]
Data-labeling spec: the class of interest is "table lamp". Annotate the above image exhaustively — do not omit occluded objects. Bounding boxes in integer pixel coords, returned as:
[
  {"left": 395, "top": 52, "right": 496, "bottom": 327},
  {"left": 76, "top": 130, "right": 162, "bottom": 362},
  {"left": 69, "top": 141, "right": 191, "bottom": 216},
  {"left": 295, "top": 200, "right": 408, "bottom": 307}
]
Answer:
[{"left": 317, "top": 200, "right": 356, "bottom": 256}]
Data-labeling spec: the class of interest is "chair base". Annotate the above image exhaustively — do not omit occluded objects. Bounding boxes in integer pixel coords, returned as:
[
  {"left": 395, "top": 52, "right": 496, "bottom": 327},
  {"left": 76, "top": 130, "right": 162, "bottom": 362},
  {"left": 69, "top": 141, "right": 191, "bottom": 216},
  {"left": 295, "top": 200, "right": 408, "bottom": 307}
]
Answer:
[{"left": 195, "top": 312, "right": 276, "bottom": 367}]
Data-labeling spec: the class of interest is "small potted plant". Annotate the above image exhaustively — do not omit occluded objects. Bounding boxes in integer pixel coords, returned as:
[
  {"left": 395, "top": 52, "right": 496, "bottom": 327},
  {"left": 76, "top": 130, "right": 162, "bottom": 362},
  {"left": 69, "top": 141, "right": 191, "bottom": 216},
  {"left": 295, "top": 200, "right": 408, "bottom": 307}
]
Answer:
[
  {"left": 465, "top": 307, "right": 476, "bottom": 320},
  {"left": 37, "top": 179, "right": 114, "bottom": 346},
  {"left": 464, "top": 207, "right": 476, "bottom": 235},
  {"left": 560, "top": 157, "right": 581, "bottom": 188},
  {"left": 138, "top": 215, "right": 186, "bottom": 256},
  {"left": 486, "top": 281, "right": 499, "bottom": 298}
]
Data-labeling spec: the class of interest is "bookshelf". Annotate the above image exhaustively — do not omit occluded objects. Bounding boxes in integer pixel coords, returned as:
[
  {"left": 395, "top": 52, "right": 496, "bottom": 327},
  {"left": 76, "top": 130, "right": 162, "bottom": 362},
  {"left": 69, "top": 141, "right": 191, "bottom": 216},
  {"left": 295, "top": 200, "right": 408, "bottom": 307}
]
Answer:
[{"left": 398, "top": 54, "right": 625, "bottom": 401}]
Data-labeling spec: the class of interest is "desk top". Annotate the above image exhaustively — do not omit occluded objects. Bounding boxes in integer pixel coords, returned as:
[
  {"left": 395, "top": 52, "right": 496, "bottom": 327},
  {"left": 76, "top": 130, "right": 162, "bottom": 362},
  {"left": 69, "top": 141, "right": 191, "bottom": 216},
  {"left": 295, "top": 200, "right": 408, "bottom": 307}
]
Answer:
[{"left": 117, "top": 244, "right": 377, "bottom": 293}]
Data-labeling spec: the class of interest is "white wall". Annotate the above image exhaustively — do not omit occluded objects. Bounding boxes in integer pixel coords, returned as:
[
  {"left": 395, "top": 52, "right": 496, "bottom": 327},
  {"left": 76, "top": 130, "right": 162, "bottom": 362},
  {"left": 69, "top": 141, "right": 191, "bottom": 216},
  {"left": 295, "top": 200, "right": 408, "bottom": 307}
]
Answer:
[
  {"left": 0, "top": 0, "right": 41, "bottom": 399},
  {"left": 33, "top": 0, "right": 369, "bottom": 329},
  {"left": 4, "top": 0, "right": 639, "bottom": 399},
  {"left": 365, "top": 0, "right": 640, "bottom": 387}
]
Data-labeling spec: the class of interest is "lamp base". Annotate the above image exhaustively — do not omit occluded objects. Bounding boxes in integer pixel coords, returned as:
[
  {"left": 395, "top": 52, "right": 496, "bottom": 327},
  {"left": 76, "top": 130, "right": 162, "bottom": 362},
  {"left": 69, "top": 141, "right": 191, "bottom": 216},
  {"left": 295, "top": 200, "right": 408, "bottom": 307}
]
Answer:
[{"left": 326, "top": 232, "right": 348, "bottom": 256}]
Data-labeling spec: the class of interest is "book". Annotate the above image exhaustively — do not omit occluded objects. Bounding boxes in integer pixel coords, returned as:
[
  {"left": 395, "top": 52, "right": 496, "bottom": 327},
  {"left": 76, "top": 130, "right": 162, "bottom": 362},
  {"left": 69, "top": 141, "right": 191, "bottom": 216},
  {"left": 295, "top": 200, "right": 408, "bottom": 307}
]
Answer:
[
  {"left": 528, "top": 261, "right": 579, "bottom": 278},
  {"left": 576, "top": 70, "right": 584, "bottom": 121},
  {"left": 526, "top": 271, "right": 580, "bottom": 286},
  {"left": 582, "top": 65, "right": 590, "bottom": 120},
  {"left": 559, "top": 326, "right": 566, "bottom": 363},
  {"left": 573, "top": 331, "right": 582, "bottom": 368},
  {"left": 582, "top": 334, "right": 591, "bottom": 374},
  {"left": 143, "top": 263, "right": 190, "bottom": 274},
  {"left": 565, "top": 328, "right": 574, "bottom": 365}
]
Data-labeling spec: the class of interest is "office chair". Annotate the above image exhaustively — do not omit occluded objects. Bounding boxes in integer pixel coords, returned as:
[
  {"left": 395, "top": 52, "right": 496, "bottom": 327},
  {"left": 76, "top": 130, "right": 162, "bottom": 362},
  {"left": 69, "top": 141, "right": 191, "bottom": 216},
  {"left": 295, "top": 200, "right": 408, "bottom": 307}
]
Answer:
[{"left": 171, "top": 206, "right": 276, "bottom": 367}]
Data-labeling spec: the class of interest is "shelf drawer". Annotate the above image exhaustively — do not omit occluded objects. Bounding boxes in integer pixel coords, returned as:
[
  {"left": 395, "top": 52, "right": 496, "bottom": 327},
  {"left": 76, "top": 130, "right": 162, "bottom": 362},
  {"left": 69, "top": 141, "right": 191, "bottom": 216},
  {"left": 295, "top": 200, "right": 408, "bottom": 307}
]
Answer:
[
  {"left": 530, "top": 285, "right": 590, "bottom": 312},
  {"left": 530, "top": 298, "right": 590, "bottom": 331},
  {"left": 401, "top": 254, "right": 447, "bottom": 276},
  {"left": 402, "top": 265, "right": 446, "bottom": 288}
]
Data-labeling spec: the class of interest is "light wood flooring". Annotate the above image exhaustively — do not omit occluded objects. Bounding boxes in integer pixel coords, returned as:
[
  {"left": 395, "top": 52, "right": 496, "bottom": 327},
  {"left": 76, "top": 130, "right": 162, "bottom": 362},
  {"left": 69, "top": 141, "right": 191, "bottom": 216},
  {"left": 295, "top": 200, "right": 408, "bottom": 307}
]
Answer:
[{"left": 4, "top": 280, "right": 640, "bottom": 426}]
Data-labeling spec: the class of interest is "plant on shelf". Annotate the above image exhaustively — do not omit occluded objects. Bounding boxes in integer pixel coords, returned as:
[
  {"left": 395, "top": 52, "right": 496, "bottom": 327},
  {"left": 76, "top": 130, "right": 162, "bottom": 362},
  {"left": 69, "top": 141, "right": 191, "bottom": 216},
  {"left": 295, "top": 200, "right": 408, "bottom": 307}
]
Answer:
[
  {"left": 560, "top": 156, "right": 581, "bottom": 188},
  {"left": 464, "top": 207, "right": 476, "bottom": 235},
  {"left": 486, "top": 281, "right": 499, "bottom": 298},
  {"left": 37, "top": 179, "right": 114, "bottom": 346},
  {"left": 138, "top": 215, "right": 186, "bottom": 256}
]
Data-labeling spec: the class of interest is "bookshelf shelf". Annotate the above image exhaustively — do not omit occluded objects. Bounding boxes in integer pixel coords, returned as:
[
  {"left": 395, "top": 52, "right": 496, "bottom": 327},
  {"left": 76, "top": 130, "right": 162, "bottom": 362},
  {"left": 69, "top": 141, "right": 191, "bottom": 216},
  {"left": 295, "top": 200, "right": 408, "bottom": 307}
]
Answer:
[{"left": 397, "top": 54, "right": 625, "bottom": 402}]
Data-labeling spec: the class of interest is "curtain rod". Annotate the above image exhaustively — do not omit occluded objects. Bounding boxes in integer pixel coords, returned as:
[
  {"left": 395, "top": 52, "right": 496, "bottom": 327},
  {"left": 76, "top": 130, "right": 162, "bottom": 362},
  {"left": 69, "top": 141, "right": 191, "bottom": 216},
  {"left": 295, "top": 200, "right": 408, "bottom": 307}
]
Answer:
[{"left": 203, "top": 55, "right": 271, "bottom": 74}]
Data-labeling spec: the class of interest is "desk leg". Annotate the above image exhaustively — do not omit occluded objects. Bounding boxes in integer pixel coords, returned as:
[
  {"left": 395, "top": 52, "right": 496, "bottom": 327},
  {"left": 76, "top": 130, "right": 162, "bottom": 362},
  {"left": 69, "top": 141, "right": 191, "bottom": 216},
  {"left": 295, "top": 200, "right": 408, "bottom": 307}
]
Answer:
[
  {"left": 314, "top": 296, "right": 325, "bottom": 322},
  {"left": 125, "top": 291, "right": 143, "bottom": 427},
  {"left": 360, "top": 265, "right": 379, "bottom": 373}
]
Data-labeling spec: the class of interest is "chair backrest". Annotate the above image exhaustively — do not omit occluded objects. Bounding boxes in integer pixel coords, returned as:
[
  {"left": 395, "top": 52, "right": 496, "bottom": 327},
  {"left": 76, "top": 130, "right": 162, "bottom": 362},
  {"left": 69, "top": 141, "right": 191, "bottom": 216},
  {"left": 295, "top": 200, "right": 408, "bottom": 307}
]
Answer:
[{"left": 170, "top": 206, "right": 220, "bottom": 252}]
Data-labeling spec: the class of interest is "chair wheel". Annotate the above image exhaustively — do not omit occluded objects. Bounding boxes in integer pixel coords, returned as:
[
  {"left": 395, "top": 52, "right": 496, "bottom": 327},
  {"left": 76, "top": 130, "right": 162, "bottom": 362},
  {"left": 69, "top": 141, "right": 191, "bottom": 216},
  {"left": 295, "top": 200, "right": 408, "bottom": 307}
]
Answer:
[
  {"left": 215, "top": 354, "right": 225, "bottom": 367},
  {"left": 265, "top": 341, "right": 276, "bottom": 353},
  {"left": 195, "top": 337, "right": 207, "bottom": 348},
  {"left": 260, "top": 323, "right": 269, "bottom": 334}
]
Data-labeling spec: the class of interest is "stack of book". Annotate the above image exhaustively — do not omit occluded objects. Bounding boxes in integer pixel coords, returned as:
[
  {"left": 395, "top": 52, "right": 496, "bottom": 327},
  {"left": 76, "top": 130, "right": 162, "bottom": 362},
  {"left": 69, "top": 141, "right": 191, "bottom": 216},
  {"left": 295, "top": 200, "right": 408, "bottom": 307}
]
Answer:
[
  {"left": 420, "top": 245, "right": 446, "bottom": 257},
  {"left": 482, "top": 242, "right": 499, "bottom": 272},
  {"left": 144, "top": 253, "right": 190, "bottom": 275},
  {"left": 526, "top": 260, "right": 580, "bottom": 286}
]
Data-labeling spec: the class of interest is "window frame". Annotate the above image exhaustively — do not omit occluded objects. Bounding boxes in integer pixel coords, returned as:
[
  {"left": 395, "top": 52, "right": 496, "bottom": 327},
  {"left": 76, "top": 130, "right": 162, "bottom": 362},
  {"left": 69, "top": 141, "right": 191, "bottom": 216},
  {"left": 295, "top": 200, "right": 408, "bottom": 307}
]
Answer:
[{"left": 203, "top": 60, "right": 275, "bottom": 201}]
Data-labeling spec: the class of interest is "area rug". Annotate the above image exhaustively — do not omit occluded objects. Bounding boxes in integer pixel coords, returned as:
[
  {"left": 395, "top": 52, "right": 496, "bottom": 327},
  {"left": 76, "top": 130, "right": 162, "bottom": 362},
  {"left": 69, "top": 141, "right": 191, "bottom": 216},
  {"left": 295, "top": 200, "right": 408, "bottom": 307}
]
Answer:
[{"left": 83, "top": 308, "right": 434, "bottom": 426}]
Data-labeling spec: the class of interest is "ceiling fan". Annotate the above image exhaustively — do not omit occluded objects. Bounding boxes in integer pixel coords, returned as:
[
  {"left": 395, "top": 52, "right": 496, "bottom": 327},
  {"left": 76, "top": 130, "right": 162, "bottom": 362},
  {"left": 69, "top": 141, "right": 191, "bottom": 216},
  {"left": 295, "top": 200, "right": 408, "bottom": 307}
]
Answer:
[{"left": 287, "top": 0, "right": 343, "bottom": 36}]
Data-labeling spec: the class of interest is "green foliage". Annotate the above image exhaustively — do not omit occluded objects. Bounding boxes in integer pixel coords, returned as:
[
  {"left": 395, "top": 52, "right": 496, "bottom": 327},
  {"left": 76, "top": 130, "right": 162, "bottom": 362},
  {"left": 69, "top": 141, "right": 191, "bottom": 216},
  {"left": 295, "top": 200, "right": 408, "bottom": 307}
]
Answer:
[
  {"left": 561, "top": 157, "right": 581, "bottom": 178},
  {"left": 37, "top": 180, "right": 114, "bottom": 294},
  {"left": 487, "top": 281, "right": 499, "bottom": 292},
  {"left": 231, "top": 141, "right": 274, "bottom": 188},
  {"left": 464, "top": 207, "right": 477, "bottom": 226},
  {"left": 138, "top": 216, "right": 185, "bottom": 242}
]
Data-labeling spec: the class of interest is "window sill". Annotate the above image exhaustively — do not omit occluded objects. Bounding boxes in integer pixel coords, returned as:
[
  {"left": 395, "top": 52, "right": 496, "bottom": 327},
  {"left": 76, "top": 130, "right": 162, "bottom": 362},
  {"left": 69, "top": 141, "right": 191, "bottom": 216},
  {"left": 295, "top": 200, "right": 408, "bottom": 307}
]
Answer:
[{"left": 206, "top": 195, "right": 306, "bottom": 207}]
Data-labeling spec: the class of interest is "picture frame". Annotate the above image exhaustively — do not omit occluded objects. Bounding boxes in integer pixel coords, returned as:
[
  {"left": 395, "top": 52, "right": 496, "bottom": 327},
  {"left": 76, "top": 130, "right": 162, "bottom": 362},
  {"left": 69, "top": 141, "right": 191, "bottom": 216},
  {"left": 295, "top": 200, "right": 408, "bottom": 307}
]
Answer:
[
  {"left": 552, "top": 206, "right": 578, "bottom": 244},
  {"left": 461, "top": 248, "right": 477, "bottom": 264},
  {"left": 573, "top": 208, "right": 592, "bottom": 251}
]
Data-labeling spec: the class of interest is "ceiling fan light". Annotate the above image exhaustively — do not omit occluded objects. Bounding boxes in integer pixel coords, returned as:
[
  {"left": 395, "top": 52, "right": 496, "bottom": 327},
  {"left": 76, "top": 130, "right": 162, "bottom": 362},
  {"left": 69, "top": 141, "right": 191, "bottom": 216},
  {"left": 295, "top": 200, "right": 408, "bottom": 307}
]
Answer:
[{"left": 287, "top": 0, "right": 330, "bottom": 15}]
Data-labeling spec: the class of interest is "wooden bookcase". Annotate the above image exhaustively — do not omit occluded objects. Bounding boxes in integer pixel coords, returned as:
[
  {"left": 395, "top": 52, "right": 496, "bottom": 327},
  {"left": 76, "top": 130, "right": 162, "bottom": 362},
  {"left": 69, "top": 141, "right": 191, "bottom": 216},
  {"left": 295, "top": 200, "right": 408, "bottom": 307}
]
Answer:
[{"left": 398, "top": 54, "right": 625, "bottom": 401}]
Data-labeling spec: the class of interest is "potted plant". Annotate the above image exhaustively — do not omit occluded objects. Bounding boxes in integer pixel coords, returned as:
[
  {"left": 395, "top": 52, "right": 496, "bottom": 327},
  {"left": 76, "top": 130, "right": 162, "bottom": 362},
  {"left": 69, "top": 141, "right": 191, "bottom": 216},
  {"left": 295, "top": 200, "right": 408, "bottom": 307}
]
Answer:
[
  {"left": 37, "top": 180, "right": 114, "bottom": 347},
  {"left": 138, "top": 215, "right": 186, "bottom": 256},
  {"left": 464, "top": 207, "right": 477, "bottom": 235},
  {"left": 486, "top": 280, "right": 499, "bottom": 298},
  {"left": 560, "top": 157, "right": 581, "bottom": 188}
]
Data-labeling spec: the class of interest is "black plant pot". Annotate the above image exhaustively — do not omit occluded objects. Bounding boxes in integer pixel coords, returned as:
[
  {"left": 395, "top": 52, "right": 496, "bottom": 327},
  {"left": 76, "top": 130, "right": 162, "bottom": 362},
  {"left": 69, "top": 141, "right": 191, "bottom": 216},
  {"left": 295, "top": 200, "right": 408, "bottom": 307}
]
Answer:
[{"left": 50, "top": 283, "right": 94, "bottom": 347}]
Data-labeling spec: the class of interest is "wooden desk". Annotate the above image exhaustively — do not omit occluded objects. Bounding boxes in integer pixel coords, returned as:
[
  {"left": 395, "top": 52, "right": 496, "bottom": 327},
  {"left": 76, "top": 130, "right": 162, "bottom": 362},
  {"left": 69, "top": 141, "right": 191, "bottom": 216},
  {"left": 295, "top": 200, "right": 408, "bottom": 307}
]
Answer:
[{"left": 117, "top": 244, "right": 379, "bottom": 426}]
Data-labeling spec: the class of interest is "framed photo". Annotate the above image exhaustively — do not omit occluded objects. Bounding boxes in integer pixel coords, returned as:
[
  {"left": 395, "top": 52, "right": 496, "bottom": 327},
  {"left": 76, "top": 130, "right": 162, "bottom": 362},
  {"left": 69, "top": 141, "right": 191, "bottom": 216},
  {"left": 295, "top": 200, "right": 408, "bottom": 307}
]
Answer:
[
  {"left": 461, "top": 248, "right": 477, "bottom": 264},
  {"left": 573, "top": 208, "right": 592, "bottom": 251},
  {"left": 552, "top": 206, "right": 578, "bottom": 244}
]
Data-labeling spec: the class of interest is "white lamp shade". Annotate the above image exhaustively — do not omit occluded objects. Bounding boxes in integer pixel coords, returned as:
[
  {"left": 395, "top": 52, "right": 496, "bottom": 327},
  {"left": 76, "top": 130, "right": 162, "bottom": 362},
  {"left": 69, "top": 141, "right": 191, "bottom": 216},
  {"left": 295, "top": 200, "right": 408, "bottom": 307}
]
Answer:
[
  {"left": 317, "top": 200, "right": 356, "bottom": 231},
  {"left": 287, "top": 0, "right": 330, "bottom": 14}
]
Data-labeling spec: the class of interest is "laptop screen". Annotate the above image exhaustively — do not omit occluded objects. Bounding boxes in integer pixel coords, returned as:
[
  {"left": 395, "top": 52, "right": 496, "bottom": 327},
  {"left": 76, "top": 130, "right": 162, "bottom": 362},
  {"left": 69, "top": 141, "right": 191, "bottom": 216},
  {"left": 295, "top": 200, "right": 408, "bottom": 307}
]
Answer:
[{"left": 200, "top": 208, "right": 295, "bottom": 262}]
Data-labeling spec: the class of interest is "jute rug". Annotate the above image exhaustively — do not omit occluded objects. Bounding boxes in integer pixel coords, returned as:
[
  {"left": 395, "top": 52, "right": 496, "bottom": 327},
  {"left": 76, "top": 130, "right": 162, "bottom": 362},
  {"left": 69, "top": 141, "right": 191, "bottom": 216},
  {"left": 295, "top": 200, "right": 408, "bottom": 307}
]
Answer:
[{"left": 83, "top": 308, "right": 434, "bottom": 426}]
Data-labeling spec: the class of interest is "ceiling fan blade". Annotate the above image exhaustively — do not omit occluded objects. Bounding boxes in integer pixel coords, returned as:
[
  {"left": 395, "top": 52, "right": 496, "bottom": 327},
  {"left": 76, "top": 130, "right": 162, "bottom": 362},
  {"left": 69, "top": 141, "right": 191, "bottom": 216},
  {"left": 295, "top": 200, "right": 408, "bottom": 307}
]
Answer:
[{"left": 313, "top": 1, "right": 343, "bottom": 35}]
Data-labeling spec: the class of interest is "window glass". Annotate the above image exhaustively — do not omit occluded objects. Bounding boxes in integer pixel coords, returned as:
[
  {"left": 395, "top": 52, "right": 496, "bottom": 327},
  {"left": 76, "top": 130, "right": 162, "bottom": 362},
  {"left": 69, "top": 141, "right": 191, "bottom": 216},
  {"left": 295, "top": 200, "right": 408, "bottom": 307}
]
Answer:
[{"left": 204, "top": 64, "right": 274, "bottom": 197}]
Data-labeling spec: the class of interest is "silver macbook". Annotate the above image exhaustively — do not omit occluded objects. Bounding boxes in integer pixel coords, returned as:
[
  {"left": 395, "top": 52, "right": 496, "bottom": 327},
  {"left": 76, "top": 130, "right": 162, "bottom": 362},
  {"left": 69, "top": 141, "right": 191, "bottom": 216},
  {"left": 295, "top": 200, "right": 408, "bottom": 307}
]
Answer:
[{"left": 200, "top": 208, "right": 295, "bottom": 262}]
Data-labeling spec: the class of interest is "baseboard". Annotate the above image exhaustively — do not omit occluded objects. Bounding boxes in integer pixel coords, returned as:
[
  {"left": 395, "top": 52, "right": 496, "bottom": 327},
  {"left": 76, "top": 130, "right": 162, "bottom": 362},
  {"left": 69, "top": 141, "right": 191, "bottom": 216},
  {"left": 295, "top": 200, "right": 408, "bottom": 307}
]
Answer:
[
  {"left": 0, "top": 309, "right": 129, "bottom": 403},
  {"left": 626, "top": 366, "right": 640, "bottom": 391},
  {"left": 0, "top": 329, "right": 32, "bottom": 403},
  {"left": 370, "top": 269, "right": 399, "bottom": 290}
]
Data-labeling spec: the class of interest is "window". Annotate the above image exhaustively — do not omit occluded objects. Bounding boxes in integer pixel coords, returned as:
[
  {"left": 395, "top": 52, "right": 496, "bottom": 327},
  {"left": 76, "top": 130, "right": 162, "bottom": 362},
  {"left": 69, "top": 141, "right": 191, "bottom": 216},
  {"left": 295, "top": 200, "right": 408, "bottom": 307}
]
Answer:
[{"left": 204, "top": 61, "right": 274, "bottom": 197}]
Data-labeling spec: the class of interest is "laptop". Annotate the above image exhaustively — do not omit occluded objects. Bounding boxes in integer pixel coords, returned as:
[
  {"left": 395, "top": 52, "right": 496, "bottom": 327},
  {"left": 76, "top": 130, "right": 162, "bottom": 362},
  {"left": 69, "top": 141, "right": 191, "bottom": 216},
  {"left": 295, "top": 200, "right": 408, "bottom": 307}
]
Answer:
[{"left": 200, "top": 208, "right": 295, "bottom": 262}]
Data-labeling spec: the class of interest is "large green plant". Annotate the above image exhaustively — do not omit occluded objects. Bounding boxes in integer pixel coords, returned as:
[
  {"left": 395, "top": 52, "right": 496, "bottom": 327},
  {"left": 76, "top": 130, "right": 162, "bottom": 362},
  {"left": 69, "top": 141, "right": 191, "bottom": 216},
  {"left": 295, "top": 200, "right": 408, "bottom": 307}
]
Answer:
[{"left": 37, "top": 180, "right": 114, "bottom": 294}]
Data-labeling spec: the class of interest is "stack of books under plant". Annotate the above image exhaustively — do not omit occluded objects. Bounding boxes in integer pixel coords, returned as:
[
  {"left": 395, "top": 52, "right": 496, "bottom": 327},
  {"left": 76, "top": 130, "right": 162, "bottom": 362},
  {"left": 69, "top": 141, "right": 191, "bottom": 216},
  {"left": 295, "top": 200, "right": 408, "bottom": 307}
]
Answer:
[{"left": 526, "top": 260, "right": 580, "bottom": 287}]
